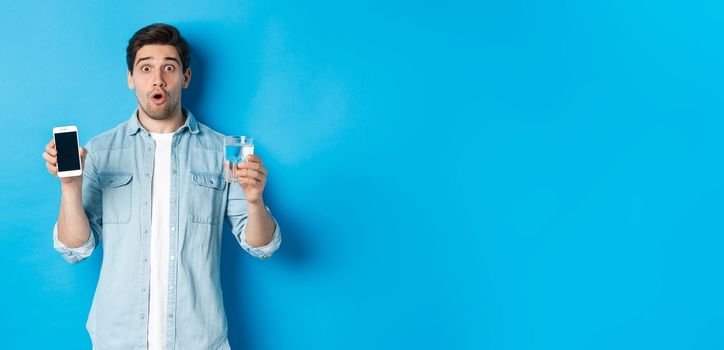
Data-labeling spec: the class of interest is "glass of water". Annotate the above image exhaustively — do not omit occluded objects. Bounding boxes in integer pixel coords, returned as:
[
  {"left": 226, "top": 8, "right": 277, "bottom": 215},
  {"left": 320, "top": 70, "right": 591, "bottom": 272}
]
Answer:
[{"left": 224, "top": 136, "right": 254, "bottom": 183}]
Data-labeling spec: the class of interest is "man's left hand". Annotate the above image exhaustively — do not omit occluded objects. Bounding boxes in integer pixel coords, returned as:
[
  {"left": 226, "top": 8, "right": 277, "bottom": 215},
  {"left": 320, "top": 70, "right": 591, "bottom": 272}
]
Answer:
[{"left": 235, "top": 154, "right": 267, "bottom": 204}]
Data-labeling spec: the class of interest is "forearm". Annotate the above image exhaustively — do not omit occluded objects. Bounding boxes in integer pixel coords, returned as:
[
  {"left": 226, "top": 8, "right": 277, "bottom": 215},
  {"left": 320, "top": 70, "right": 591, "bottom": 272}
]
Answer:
[
  {"left": 57, "top": 184, "right": 90, "bottom": 248},
  {"left": 244, "top": 199, "right": 276, "bottom": 247}
]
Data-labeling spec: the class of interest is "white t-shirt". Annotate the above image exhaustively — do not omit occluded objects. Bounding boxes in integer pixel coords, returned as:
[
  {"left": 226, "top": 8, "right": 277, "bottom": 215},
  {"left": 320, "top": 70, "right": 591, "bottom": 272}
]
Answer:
[{"left": 148, "top": 132, "right": 173, "bottom": 350}]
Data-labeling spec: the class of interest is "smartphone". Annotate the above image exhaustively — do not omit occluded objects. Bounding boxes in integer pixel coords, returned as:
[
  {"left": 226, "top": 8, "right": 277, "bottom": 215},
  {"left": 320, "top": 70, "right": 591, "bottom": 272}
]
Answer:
[{"left": 52, "top": 125, "right": 83, "bottom": 178}]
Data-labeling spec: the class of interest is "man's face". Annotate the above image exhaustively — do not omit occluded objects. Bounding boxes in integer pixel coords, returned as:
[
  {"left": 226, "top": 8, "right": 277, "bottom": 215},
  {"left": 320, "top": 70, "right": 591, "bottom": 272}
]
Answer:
[{"left": 127, "top": 44, "right": 191, "bottom": 121}]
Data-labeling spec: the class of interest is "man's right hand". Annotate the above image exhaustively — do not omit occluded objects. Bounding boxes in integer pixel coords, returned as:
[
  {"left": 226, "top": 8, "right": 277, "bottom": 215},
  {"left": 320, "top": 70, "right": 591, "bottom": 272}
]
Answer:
[{"left": 43, "top": 139, "right": 86, "bottom": 186}]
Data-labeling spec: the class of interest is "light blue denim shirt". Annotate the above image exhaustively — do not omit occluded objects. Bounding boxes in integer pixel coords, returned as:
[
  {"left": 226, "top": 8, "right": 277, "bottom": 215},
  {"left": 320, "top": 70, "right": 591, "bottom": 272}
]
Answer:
[{"left": 52, "top": 109, "right": 281, "bottom": 350}]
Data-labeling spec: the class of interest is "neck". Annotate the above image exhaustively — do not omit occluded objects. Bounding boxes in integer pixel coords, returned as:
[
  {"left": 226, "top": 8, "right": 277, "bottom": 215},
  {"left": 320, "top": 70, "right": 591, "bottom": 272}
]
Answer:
[{"left": 137, "top": 104, "right": 185, "bottom": 134}]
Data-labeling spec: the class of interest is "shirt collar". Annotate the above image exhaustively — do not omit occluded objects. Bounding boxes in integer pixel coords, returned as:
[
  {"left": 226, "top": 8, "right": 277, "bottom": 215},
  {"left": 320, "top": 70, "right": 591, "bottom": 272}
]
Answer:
[{"left": 126, "top": 108, "right": 199, "bottom": 135}]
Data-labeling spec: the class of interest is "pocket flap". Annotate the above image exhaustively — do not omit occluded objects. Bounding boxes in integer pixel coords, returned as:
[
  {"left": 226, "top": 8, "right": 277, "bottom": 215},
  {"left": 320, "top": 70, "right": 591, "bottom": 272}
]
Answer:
[
  {"left": 190, "top": 171, "right": 224, "bottom": 190},
  {"left": 99, "top": 172, "right": 133, "bottom": 188}
]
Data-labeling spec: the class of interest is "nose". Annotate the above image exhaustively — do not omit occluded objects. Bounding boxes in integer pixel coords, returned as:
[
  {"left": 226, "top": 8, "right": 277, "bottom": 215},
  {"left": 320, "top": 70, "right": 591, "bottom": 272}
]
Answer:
[{"left": 153, "top": 72, "right": 166, "bottom": 87}]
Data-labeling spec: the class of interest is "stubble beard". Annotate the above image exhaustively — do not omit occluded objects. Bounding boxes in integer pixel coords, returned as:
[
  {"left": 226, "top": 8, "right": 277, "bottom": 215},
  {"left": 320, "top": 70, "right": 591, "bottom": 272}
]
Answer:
[{"left": 139, "top": 94, "right": 180, "bottom": 121}]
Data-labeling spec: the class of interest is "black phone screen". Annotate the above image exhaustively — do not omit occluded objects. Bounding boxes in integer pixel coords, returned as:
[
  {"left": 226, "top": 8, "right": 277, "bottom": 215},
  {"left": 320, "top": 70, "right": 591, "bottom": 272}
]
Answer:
[{"left": 55, "top": 131, "right": 81, "bottom": 172}]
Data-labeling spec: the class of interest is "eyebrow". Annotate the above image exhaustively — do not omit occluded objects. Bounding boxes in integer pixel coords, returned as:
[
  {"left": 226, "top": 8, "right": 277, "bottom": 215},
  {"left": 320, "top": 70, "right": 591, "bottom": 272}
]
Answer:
[{"left": 135, "top": 56, "right": 181, "bottom": 66}]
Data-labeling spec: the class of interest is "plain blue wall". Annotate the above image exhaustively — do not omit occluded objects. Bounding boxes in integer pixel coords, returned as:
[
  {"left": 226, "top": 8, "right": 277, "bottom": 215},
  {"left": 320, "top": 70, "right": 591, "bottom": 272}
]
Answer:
[{"left": 2, "top": 0, "right": 724, "bottom": 349}]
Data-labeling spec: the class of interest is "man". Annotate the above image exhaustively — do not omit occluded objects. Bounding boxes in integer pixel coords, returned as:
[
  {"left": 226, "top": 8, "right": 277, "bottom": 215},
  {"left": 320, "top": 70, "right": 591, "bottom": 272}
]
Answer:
[{"left": 41, "top": 23, "right": 281, "bottom": 349}]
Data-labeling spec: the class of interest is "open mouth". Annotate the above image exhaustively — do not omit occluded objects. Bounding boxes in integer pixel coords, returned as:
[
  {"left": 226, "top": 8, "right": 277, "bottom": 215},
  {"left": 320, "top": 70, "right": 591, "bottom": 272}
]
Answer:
[{"left": 151, "top": 92, "right": 166, "bottom": 104}]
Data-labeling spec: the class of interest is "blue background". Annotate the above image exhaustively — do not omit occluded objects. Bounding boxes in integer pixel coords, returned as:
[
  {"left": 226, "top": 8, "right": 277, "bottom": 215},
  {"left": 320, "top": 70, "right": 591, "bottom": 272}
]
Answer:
[{"left": 1, "top": 0, "right": 723, "bottom": 349}]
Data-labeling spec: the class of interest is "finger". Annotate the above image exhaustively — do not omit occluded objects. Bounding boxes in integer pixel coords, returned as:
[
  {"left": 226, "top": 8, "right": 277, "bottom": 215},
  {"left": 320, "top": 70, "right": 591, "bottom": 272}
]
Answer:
[
  {"left": 79, "top": 147, "right": 87, "bottom": 165},
  {"left": 246, "top": 154, "right": 262, "bottom": 163},
  {"left": 237, "top": 161, "right": 261, "bottom": 171},
  {"left": 237, "top": 174, "right": 262, "bottom": 183},
  {"left": 42, "top": 152, "right": 57, "bottom": 164},
  {"left": 238, "top": 168, "right": 265, "bottom": 181},
  {"left": 46, "top": 162, "right": 57, "bottom": 175},
  {"left": 250, "top": 155, "right": 264, "bottom": 169},
  {"left": 238, "top": 176, "right": 261, "bottom": 186},
  {"left": 45, "top": 142, "right": 57, "bottom": 156},
  {"left": 238, "top": 171, "right": 262, "bottom": 183},
  {"left": 79, "top": 147, "right": 87, "bottom": 168}
]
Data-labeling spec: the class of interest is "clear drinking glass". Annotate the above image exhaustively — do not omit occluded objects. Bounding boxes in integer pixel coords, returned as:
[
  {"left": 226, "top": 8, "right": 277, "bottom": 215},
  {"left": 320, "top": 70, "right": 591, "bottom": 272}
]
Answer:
[{"left": 224, "top": 136, "right": 254, "bottom": 183}]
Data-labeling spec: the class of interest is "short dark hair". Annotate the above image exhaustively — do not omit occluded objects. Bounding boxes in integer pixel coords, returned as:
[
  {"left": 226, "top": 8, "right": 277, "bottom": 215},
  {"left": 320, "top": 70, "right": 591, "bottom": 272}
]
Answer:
[{"left": 126, "top": 23, "right": 191, "bottom": 74}]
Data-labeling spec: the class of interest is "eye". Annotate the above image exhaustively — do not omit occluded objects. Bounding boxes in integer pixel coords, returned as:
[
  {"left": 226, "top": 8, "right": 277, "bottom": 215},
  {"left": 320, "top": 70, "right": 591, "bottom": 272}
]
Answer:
[
  {"left": 164, "top": 65, "right": 175, "bottom": 72},
  {"left": 141, "top": 66, "right": 151, "bottom": 72}
]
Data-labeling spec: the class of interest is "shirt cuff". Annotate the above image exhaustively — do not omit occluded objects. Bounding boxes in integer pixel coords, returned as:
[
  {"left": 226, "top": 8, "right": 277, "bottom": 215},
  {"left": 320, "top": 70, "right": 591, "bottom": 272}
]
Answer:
[
  {"left": 52, "top": 221, "right": 95, "bottom": 264},
  {"left": 239, "top": 209, "right": 282, "bottom": 260}
]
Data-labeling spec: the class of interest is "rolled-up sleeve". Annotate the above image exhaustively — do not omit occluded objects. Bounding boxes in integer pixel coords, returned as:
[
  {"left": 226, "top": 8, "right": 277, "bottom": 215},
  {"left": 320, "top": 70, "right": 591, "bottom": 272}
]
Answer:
[
  {"left": 53, "top": 221, "right": 96, "bottom": 264},
  {"left": 226, "top": 181, "right": 282, "bottom": 259},
  {"left": 238, "top": 212, "right": 282, "bottom": 259}
]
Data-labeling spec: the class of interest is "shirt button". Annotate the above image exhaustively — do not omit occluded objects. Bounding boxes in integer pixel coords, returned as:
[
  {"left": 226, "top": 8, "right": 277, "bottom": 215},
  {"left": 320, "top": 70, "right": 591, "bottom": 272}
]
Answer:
[
  {"left": 171, "top": 227, "right": 175, "bottom": 231},
  {"left": 142, "top": 288, "right": 146, "bottom": 292},
  {"left": 168, "top": 313, "right": 173, "bottom": 318},
  {"left": 144, "top": 258, "right": 148, "bottom": 263},
  {"left": 170, "top": 256, "right": 175, "bottom": 260},
  {"left": 141, "top": 315, "right": 145, "bottom": 319},
  {"left": 172, "top": 170, "right": 177, "bottom": 175},
  {"left": 170, "top": 285, "right": 174, "bottom": 290}
]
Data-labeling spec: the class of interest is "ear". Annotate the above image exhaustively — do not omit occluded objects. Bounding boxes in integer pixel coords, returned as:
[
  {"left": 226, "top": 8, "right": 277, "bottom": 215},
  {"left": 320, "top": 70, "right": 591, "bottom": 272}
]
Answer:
[
  {"left": 127, "top": 70, "right": 135, "bottom": 90},
  {"left": 182, "top": 68, "right": 192, "bottom": 89}
]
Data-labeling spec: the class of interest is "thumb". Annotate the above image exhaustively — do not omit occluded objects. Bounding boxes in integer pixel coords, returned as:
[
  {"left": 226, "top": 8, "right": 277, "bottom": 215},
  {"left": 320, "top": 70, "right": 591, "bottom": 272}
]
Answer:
[{"left": 79, "top": 147, "right": 87, "bottom": 164}]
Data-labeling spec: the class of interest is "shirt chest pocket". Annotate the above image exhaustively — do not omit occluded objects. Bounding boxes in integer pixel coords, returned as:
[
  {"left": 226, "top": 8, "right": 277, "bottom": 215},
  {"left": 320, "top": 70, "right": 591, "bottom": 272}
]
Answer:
[
  {"left": 189, "top": 171, "right": 225, "bottom": 225},
  {"left": 99, "top": 172, "right": 133, "bottom": 224}
]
